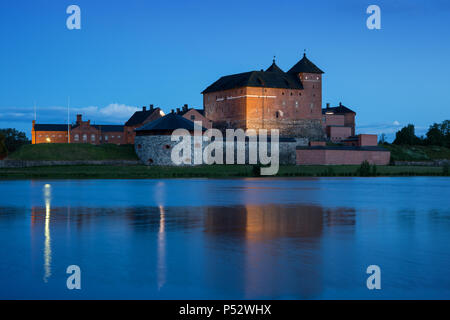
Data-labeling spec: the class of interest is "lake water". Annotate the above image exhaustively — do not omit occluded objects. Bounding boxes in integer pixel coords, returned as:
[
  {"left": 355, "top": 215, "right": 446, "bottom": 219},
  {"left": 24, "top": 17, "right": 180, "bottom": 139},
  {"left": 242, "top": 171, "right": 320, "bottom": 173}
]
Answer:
[{"left": 0, "top": 177, "right": 449, "bottom": 300}]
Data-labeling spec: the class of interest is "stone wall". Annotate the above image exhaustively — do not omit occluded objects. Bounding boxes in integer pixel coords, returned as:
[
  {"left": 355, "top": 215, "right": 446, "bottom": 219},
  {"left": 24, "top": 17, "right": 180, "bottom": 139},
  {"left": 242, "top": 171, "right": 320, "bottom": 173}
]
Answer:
[
  {"left": 0, "top": 160, "right": 140, "bottom": 168},
  {"left": 135, "top": 135, "right": 300, "bottom": 166}
]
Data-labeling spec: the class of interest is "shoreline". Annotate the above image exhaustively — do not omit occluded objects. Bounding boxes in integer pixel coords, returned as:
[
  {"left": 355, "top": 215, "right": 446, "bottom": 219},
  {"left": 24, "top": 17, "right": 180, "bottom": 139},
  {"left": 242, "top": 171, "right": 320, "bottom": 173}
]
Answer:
[{"left": 0, "top": 164, "right": 448, "bottom": 179}]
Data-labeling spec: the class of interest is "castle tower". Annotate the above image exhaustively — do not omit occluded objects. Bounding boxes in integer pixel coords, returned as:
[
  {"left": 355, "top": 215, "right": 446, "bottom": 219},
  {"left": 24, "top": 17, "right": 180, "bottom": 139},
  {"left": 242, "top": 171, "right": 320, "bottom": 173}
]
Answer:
[{"left": 287, "top": 53, "right": 324, "bottom": 121}]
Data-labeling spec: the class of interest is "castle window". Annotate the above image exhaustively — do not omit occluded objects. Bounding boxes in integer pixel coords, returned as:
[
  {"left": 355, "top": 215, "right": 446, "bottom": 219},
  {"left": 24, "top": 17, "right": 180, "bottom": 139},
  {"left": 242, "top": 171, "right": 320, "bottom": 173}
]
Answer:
[
  {"left": 74, "top": 134, "right": 79, "bottom": 141},
  {"left": 282, "top": 92, "right": 285, "bottom": 95},
  {"left": 290, "top": 92, "right": 293, "bottom": 96},
  {"left": 295, "top": 101, "right": 299, "bottom": 108},
  {"left": 191, "top": 115, "right": 195, "bottom": 120},
  {"left": 105, "top": 135, "right": 108, "bottom": 141},
  {"left": 91, "top": 134, "right": 96, "bottom": 142},
  {"left": 83, "top": 134, "right": 87, "bottom": 142}
]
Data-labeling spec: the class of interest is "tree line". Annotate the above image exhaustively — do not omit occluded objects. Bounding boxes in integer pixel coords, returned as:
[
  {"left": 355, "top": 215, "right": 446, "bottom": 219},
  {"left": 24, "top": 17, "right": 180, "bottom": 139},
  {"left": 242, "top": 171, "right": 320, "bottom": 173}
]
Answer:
[
  {"left": 0, "top": 128, "right": 30, "bottom": 159},
  {"left": 387, "top": 120, "right": 449, "bottom": 147}
]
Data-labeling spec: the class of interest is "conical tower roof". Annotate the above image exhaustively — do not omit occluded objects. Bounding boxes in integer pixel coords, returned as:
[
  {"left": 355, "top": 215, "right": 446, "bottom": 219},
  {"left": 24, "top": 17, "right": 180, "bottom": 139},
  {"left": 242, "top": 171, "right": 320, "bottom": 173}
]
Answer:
[
  {"left": 287, "top": 53, "right": 324, "bottom": 74},
  {"left": 265, "top": 58, "right": 284, "bottom": 73}
]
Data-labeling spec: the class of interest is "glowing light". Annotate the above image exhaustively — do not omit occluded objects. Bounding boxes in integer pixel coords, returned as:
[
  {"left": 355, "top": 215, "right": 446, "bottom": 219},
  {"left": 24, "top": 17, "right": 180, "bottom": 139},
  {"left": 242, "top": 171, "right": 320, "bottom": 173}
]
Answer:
[
  {"left": 157, "top": 205, "right": 166, "bottom": 290},
  {"left": 43, "top": 184, "right": 52, "bottom": 283}
]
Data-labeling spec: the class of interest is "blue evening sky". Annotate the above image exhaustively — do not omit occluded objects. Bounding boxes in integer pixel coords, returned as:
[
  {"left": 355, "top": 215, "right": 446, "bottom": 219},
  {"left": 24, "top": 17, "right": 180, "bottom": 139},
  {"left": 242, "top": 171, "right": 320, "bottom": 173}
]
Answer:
[{"left": 0, "top": 0, "right": 449, "bottom": 140}]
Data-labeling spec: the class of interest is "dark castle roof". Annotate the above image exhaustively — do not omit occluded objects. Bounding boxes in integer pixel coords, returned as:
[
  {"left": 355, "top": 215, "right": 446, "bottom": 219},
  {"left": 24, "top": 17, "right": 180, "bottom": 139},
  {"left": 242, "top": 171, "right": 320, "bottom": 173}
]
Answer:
[
  {"left": 265, "top": 61, "right": 284, "bottom": 73},
  {"left": 322, "top": 103, "right": 356, "bottom": 114},
  {"left": 125, "top": 108, "right": 161, "bottom": 126},
  {"left": 202, "top": 70, "right": 303, "bottom": 94},
  {"left": 202, "top": 54, "right": 323, "bottom": 94},
  {"left": 35, "top": 123, "right": 123, "bottom": 132},
  {"left": 136, "top": 113, "right": 206, "bottom": 133},
  {"left": 93, "top": 125, "right": 124, "bottom": 132},
  {"left": 287, "top": 53, "right": 324, "bottom": 74},
  {"left": 34, "top": 124, "right": 69, "bottom": 131}
]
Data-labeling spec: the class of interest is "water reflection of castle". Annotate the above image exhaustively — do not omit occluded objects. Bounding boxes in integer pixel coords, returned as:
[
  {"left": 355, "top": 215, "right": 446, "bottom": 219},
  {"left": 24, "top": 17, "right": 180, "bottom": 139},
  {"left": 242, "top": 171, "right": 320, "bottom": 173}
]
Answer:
[{"left": 30, "top": 197, "right": 355, "bottom": 298}]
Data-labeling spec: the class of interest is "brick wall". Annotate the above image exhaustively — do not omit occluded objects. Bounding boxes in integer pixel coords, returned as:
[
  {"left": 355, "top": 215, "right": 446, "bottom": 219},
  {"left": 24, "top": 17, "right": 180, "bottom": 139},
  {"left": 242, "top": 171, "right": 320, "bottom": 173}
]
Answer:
[
  {"left": 358, "top": 134, "right": 378, "bottom": 146},
  {"left": 181, "top": 109, "right": 213, "bottom": 129},
  {"left": 33, "top": 130, "right": 69, "bottom": 144},
  {"left": 327, "top": 126, "right": 352, "bottom": 142},
  {"left": 296, "top": 148, "right": 390, "bottom": 165}
]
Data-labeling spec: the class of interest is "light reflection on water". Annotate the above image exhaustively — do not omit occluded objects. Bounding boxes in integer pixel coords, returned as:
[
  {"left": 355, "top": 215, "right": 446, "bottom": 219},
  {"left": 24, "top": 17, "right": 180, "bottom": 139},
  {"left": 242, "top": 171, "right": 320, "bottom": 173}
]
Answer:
[{"left": 0, "top": 177, "right": 449, "bottom": 299}]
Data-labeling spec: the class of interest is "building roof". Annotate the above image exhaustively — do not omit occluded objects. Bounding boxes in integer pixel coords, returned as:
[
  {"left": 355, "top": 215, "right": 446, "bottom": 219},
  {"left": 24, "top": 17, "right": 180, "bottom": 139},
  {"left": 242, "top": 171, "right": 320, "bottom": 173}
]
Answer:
[
  {"left": 136, "top": 113, "right": 206, "bottom": 133},
  {"left": 296, "top": 145, "right": 388, "bottom": 152},
  {"left": 265, "top": 60, "right": 284, "bottom": 73},
  {"left": 287, "top": 53, "right": 324, "bottom": 74},
  {"left": 202, "top": 70, "right": 303, "bottom": 94},
  {"left": 34, "top": 124, "right": 69, "bottom": 132},
  {"left": 322, "top": 103, "right": 356, "bottom": 115},
  {"left": 93, "top": 125, "right": 124, "bottom": 132},
  {"left": 125, "top": 108, "right": 161, "bottom": 126},
  {"left": 35, "top": 123, "right": 124, "bottom": 133}
]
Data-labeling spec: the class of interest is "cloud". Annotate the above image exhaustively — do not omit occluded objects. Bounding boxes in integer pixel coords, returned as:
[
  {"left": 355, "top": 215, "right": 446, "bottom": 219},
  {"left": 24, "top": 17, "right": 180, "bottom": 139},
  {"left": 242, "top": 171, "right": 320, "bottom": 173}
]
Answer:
[{"left": 0, "top": 103, "right": 139, "bottom": 125}]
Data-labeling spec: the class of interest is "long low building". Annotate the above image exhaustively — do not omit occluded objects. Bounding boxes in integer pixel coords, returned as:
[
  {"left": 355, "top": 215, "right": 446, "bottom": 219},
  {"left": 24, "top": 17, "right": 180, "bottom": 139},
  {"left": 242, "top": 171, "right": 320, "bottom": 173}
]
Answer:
[
  {"left": 296, "top": 145, "right": 390, "bottom": 165},
  {"left": 32, "top": 115, "right": 124, "bottom": 145}
]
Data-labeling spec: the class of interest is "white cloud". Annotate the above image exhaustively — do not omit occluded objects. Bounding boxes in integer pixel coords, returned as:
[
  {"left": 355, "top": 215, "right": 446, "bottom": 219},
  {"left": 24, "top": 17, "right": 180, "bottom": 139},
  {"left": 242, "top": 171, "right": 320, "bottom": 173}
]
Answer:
[
  {"left": 393, "top": 120, "right": 400, "bottom": 126},
  {"left": 0, "top": 103, "right": 140, "bottom": 124},
  {"left": 71, "top": 103, "right": 140, "bottom": 123}
]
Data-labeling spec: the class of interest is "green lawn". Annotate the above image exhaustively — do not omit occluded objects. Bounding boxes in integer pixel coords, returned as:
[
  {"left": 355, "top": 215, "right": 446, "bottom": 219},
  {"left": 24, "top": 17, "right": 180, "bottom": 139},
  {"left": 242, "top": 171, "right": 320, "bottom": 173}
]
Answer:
[
  {"left": 7, "top": 143, "right": 138, "bottom": 161},
  {"left": 0, "top": 164, "right": 446, "bottom": 179},
  {"left": 382, "top": 144, "right": 450, "bottom": 161}
]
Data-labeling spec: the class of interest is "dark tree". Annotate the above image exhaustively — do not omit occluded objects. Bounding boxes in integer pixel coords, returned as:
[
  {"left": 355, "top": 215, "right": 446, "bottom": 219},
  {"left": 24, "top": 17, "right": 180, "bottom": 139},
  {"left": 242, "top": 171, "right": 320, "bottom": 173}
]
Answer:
[
  {"left": 423, "top": 120, "right": 450, "bottom": 147},
  {"left": 425, "top": 123, "right": 445, "bottom": 146},
  {"left": 0, "top": 128, "right": 30, "bottom": 153},
  {"left": 0, "top": 132, "right": 7, "bottom": 159},
  {"left": 393, "top": 124, "right": 421, "bottom": 145}
]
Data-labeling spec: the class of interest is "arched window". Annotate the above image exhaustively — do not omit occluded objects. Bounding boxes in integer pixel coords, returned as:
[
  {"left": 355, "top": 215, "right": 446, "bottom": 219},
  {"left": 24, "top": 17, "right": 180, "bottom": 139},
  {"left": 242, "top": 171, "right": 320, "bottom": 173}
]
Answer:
[
  {"left": 83, "top": 134, "right": 87, "bottom": 142},
  {"left": 74, "top": 134, "right": 79, "bottom": 141},
  {"left": 91, "top": 134, "right": 96, "bottom": 142}
]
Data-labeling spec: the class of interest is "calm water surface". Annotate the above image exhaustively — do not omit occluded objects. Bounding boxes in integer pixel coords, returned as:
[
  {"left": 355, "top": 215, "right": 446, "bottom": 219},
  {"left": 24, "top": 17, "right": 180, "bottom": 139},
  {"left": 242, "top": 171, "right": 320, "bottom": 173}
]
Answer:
[{"left": 0, "top": 177, "right": 449, "bottom": 299}]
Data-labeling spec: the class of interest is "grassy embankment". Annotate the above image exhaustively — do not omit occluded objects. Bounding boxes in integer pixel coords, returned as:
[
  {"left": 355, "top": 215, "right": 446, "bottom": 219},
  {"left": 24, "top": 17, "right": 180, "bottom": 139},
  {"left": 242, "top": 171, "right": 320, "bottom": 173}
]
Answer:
[
  {"left": 0, "top": 143, "right": 448, "bottom": 179},
  {"left": 6, "top": 143, "right": 138, "bottom": 161},
  {"left": 382, "top": 144, "right": 450, "bottom": 162}
]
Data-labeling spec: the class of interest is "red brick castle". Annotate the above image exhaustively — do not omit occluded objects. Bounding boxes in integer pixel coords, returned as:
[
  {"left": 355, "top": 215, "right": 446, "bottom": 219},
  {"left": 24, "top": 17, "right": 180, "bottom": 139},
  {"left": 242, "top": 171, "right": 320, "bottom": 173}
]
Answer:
[{"left": 202, "top": 53, "right": 324, "bottom": 138}]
